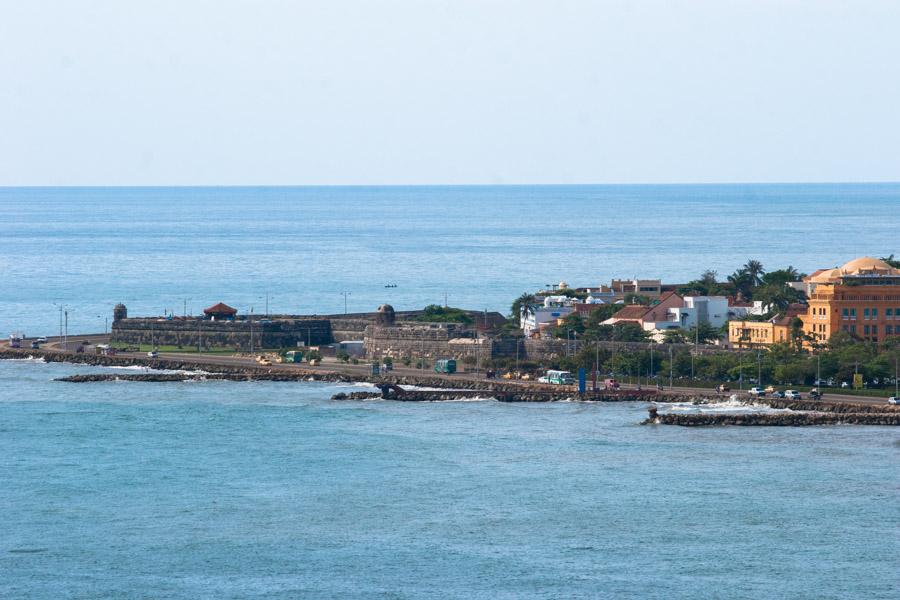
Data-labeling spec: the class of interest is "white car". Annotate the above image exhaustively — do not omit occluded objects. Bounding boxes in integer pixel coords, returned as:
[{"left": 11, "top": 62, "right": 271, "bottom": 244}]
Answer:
[
  {"left": 785, "top": 390, "right": 802, "bottom": 400},
  {"left": 36, "top": 336, "right": 48, "bottom": 343},
  {"left": 537, "top": 376, "right": 550, "bottom": 384},
  {"left": 889, "top": 396, "right": 899, "bottom": 405},
  {"left": 748, "top": 387, "right": 766, "bottom": 397},
  {"left": 147, "top": 351, "right": 159, "bottom": 358}
]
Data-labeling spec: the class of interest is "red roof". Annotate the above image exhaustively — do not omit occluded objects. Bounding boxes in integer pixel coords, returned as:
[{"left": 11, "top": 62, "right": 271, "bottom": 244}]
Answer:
[
  {"left": 203, "top": 302, "right": 237, "bottom": 315},
  {"left": 610, "top": 305, "right": 651, "bottom": 321}
]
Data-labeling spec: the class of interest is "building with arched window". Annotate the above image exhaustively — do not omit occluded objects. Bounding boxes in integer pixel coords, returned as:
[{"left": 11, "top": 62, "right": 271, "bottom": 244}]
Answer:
[{"left": 800, "top": 257, "right": 900, "bottom": 344}]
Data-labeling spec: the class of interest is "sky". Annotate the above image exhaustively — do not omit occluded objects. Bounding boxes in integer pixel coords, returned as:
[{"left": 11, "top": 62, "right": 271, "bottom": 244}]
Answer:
[{"left": 1, "top": 0, "right": 898, "bottom": 186}]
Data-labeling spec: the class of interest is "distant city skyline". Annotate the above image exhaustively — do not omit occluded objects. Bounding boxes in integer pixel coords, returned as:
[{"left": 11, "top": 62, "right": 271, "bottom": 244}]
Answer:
[{"left": 1, "top": 1, "right": 898, "bottom": 186}]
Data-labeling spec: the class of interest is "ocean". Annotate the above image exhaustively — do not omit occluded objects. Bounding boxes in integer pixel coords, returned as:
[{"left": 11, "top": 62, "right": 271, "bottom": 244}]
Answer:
[
  {"left": 1, "top": 184, "right": 898, "bottom": 335},
  {"left": 1, "top": 185, "right": 899, "bottom": 598}
]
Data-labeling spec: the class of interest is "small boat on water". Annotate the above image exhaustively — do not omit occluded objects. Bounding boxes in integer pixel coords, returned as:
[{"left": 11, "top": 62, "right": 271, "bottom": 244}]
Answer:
[{"left": 384, "top": 283, "right": 398, "bottom": 288}]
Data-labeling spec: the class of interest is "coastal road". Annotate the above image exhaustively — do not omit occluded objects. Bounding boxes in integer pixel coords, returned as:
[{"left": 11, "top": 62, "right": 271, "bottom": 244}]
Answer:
[
  {"left": 2, "top": 338, "right": 893, "bottom": 407},
  {"left": 131, "top": 350, "right": 894, "bottom": 407}
]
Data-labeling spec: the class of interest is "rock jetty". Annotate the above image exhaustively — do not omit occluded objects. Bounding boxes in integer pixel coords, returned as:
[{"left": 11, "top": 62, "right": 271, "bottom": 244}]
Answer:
[{"left": 644, "top": 405, "right": 900, "bottom": 426}]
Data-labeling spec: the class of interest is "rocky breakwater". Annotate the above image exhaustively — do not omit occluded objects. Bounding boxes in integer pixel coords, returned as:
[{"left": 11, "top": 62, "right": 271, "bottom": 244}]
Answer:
[
  {"left": 332, "top": 383, "right": 688, "bottom": 403},
  {"left": 643, "top": 405, "right": 900, "bottom": 427}
]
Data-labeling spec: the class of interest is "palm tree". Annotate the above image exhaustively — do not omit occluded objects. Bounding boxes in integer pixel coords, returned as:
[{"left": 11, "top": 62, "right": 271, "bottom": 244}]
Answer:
[
  {"left": 511, "top": 292, "right": 537, "bottom": 322},
  {"left": 742, "top": 259, "right": 765, "bottom": 287},
  {"left": 728, "top": 268, "right": 754, "bottom": 298}
]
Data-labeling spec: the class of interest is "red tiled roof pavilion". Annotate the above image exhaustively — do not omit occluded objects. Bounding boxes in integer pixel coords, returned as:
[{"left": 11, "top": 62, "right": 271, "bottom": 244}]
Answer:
[{"left": 203, "top": 302, "right": 238, "bottom": 317}]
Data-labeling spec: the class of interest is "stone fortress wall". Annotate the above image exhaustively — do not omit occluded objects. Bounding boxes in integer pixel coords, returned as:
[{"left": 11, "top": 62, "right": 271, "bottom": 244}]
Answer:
[{"left": 110, "top": 303, "right": 508, "bottom": 356}]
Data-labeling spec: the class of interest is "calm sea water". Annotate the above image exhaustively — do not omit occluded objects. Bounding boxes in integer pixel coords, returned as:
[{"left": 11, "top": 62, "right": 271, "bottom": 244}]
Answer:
[
  {"left": 2, "top": 185, "right": 899, "bottom": 598},
  {"left": 1, "top": 359, "right": 897, "bottom": 599},
  {"left": 0, "top": 184, "right": 898, "bottom": 335}
]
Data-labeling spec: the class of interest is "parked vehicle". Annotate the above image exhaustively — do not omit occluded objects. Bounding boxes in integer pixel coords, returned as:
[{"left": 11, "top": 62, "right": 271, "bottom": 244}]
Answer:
[
  {"left": 785, "top": 390, "right": 802, "bottom": 400},
  {"left": 30, "top": 341, "right": 40, "bottom": 349},
  {"left": 764, "top": 385, "right": 776, "bottom": 393},
  {"left": 282, "top": 350, "right": 304, "bottom": 363},
  {"left": 770, "top": 390, "right": 785, "bottom": 398},
  {"left": 540, "top": 370, "right": 575, "bottom": 385},
  {"left": 717, "top": 384, "right": 730, "bottom": 393},
  {"left": 603, "top": 378, "right": 620, "bottom": 390},
  {"left": 434, "top": 359, "right": 457, "bottom": 374},
  {"left": 810, "top": 390, "right": 823, "bottom": 400},
  {"left": 888, "top": 396, "right": 899, "bottom": 405},
  {"left": 36, "top": 336, "right": 48, "bottom": 343},
  {"left": 748, "top": 387, "right": 766, "bottom": 397},
  {"left": 147, "top": 351, "right": 159, "bottom": 358}
]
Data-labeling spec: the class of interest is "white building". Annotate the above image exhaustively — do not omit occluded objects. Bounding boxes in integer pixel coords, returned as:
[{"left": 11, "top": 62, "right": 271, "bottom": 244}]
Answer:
[
  {"left": 521, "top": 296, "right": 575, "bottom": 336},
  {"left": 666, "top": 296, "right": 729, "bottom": 329}
]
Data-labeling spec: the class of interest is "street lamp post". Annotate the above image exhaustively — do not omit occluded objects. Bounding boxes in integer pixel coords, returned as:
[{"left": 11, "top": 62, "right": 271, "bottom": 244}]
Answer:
[
  {"left": 249, "top": 307, "right": 254, "bottom": 353},
  {"left": 340, "top": 291, "right": 351, "bottom": 315},
  {"left": 668, "top": 345, "right": 673, "bottom": 389},
  {"left": 757, "top": 350, "right": 762, "bottom": 387}
]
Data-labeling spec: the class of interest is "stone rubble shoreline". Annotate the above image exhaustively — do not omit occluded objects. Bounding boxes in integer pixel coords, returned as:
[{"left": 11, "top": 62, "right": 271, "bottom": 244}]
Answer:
[{"left": 3, "top": 348, "right": 898, "bottom": 425}]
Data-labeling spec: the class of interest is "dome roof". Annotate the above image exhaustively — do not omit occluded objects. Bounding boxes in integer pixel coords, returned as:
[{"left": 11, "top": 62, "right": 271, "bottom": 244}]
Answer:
[
  {"left": 839, "top": 256, "right": 893, "bottom": 274},
  {"left": 809, "top": 268, "right": 841, "bottom": 283},
  {"left": 808, "top": 257, "right": 899, "bottom": 284}
]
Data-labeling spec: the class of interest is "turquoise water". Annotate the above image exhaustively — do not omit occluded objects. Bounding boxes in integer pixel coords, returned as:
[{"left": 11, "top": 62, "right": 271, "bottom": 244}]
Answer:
[
  {"left": 2, "top": 185, "right": 899, "bottom": 598},
  {"left": 1, "top": 359, "right": 898, "bottom": 599},
  {"left": 1, "top": 184, "right": 898, "bottom": 335}
]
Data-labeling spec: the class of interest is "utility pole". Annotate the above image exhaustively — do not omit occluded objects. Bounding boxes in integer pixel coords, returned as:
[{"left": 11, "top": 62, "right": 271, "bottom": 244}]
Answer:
[
  {"left": 197, "top": 318, "right": 202, "bottom": 353},
  {"left": 64, "top": 310, "right": 68, "bottom": 351},
  {"left": 649, "top": 342, "right": 654, "bottom": 385},
  {"left": 249, "top": 306, "right": 254, "bottom": 353},
  {"left": 757, "top": 350, "right": 762, "bottom": 387},
  {"left": 340, "top": 291, "right": 351, "bottom": 314},
  {"left": 515, "top": 337, "right": 520, "bottom": 376},
  {"left": 668, "top": 345, "right": 673, "bottom": 389}
]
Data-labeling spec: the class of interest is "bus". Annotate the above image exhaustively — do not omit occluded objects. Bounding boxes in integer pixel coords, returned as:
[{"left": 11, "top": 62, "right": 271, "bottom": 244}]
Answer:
[
  {"left": 539, "top": 370, "right": 575, "bottom": 385},
  {"left": 434, "top": 359, "right": 457, "bottom": 374}
]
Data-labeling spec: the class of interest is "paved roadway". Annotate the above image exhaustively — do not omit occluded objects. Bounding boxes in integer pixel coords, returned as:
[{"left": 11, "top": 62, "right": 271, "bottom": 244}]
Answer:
[{"left": 2, "top": 335, "right": 893, "bottom": 406}]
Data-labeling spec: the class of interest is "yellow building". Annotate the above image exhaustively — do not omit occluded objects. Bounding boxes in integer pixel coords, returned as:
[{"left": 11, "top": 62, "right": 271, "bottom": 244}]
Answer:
[
  {"left": 800, "top": 257, "right": 900, "bottom": 344},
  {"left": 729, "top": 320, "right": 791, "bottom": 348}
]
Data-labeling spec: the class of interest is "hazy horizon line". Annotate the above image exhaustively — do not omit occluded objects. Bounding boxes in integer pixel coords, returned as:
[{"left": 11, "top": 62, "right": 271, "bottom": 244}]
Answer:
[{"left": 2, "top": 180, "right": 899, "bottom": 190}]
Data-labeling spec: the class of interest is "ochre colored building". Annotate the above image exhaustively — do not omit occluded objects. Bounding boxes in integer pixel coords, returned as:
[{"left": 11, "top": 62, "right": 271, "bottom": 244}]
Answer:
[
  {"left": 729, "top": 320, "right": 790, "bottom": 348},
  {"left": 728, "top": 304, "right": 806, "bottom": 348},
  {"left": 800, "top": 257, "right": 900, "bottom": 344}
]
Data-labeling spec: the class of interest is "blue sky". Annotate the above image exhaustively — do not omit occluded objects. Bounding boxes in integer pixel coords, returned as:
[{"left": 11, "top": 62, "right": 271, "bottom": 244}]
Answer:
[{"left": 1, "top": 1, "right": 898, "bottom": 185}]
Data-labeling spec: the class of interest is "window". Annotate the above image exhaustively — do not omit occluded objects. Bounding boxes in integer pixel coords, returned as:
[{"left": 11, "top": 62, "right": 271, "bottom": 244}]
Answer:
[
  {"left": 888, "top": 308, "right": 894, "bottom": 318},
  {"left": 864, "top": 308, "right": 870, "bottom": 319},
  {"left": 872, "top": 308, "right": 878, "bottom": 318},
  {"left": 851, "top": 325, "right": 856, "bottom": 334},
  {"left": 851, "top": 308, "right": 857, "bottom": 319},
  {"left": 872, "top": 325, "right": 878, "bottom": 336},
  {"left": 842, "top": 308, "right": 849, "bottom": 319},
  {"left": 864, "top": 325, "right": 870, "bottom": 335},
  {"left": 887, "top": 325, "right": 894, "bottom": 335}
]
